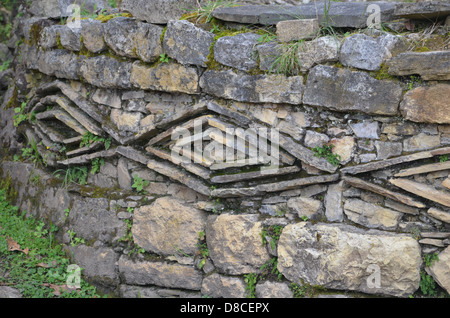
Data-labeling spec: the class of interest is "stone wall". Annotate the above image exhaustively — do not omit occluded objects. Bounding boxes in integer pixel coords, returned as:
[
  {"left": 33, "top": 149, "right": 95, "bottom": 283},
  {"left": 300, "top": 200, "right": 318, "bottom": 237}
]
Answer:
[{"left": 0, "top": 0, "right": 449, "bottom": 298}]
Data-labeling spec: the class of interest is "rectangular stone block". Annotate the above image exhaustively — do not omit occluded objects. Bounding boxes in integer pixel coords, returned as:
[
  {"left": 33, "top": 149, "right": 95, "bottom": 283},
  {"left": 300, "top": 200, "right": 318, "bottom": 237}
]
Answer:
[
  {"left": 303, "top": 65, "right": 402, "bottom": 116},
  {"left": 130, "top": 61, "right": 200, "bottom": 95},
  {"left": 276, "top": 19, "right": 319, "bottom": 42}
]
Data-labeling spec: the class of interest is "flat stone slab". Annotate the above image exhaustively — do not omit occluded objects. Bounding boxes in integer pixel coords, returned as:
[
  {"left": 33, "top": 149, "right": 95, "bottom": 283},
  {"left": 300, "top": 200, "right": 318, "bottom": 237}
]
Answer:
[
  {"left": 212, "top": 2, "right": 396, "bottom": 28},
  {"left": 394, "top": 1, "right": 450, "bottom": 19},
  {"left": 387, "top": 51, "right": 450, "bottom": 81},
  {"left": 390, "top": 178, "right": 450, "bottom": 208},
  {"left": 303, "top": 65, "right": 402, "bottom": 116}
]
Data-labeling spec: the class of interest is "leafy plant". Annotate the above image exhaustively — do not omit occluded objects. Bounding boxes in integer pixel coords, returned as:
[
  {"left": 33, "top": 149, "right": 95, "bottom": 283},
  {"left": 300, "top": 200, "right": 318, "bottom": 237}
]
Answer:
[
  {"left": 90, "top": 157, "right": 104, "bottom": 175},
  {"left": 79, "top": 132, "right": 111, "bottom": 150},
  {"left": 21, "top": 137, "right": 46, "bottom": 167},
  {"left": 197, "top": 231, "right": 209, "bottom": 270},
  {"left": 13, "top": 101, "right": 30, "bottom": 127},
  {"left": 132, "top": 175, "right": 149, "bottom": 193},
  {"left": 159, "top": 53, "right": 170, "bottom": 63},
  {"left": 312, "top": 144, "right": 341, "bottom": 167},
  {"left": 67, "top": 230, "right": 85, "bottom": 247},
  {"left": 244, "top": 273, "right": 258, "bottom": 298},
  {"left": 260, "top": 257, "right": 283, "bottom": 281},
  {"left": 0, "top": 188, "right": 102, "bottom": 298},
  {"left": 258, "top": 32, "right": 277, "bottom": 44},
  {"left": 290, "top": 282, "right": 307, "bottom": 298},
  {"left": 419, "top": 271, "right": 437, "bottom": 297},
  {"left": 439, "top": 154, "right": 448, "bottom": 163},
  {"left": 0, "top": 59, "right": 10, "bottom": 72},
  {"left": 261, "top": 225, "right": 284, "bottom": 251}
]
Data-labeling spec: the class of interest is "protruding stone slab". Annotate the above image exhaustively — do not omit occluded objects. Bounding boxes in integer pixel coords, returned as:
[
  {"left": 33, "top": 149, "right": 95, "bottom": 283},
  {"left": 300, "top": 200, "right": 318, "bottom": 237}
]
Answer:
[
  {"left": 200, "top": 70, "right": 304, "bottom": 105},
  {"left": 257, "top": 174, "right": 339, "bottom": 193},
  {"left": 297, "top": 35, "right": 340, "bottom": 72},
  {"left": 277, "top": 223, "right": 421, "bottom": 297},
  {"left": 212, "top": 2, "right": 396, "bottom": 28},
  {"left": 394, "top": 1, "right": 450, "bottom": 19},
  {"left": 427, "top": 207, "right": 450, "bottom": 224},
  {"left": 395, "top": 161, "right": 450, "bottom": 178},
  {"left": 343, "top": 176, "right": 425, "bottom": 209},
  {"left": 390, "top": 178, "right": 450, "bottom": 208},
  {"left": 303, "top": 65, "right": 402, "bottom": 116},
  {"left": 387, "top": 51, "right": 450, "bottom": 81},
  {"left": 163, "top": 20, "right": 215, "bottom": 67},
  {"left": 341, "top": 147, "right": 450, "bottom": 175},
  {"left": 400, "top": 84, "right": 450, "bottom": 124}
]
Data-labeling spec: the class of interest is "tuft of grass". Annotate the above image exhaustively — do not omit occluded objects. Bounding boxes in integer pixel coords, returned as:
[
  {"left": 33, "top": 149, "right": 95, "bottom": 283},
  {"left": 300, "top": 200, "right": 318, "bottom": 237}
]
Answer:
[
  {"left": 186, "top": 0, "right": 237, "bottom": 25},
  {"left": 268, "top": 41, "right": 303, "bottom": 76}
]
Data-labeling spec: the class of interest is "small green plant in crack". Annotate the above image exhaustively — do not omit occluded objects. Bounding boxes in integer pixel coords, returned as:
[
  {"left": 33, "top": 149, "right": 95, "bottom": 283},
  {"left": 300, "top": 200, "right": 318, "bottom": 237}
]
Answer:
[
  {"left": 90, "top": 157, "right": 104, "bottom": 175},
  {"left": 53, "top": 166, "right": 88, "bottom": 190},
  {"left": 261, "top": 225, "right": 284, "bottom": 251},
  {"left": 418, "top": 253, "right": 440, "bottom": 297},
  {"left": 79, "top": 132, "right": 112, "bottom": 150},
  {"left": 67, "top": 229, "right": 85, "bottom": 247},
  {"left": 439, "top": 154, "right": 448, "bottom": 163},
  {"left": 21, "top": 137, "right": 46, "bottom": 167},
  {"left": 188, "top": 0, "right": 237, "bottom": 24},
  {"left": 159, "top": 53, "right": 170, "bottom": 63},
  {"left": 13, "top": 101, "right": 30, "bottom": 127},
  {"left": 132, "top": 175, "right": 150, "bottom": 194},
  {"left": 260, "top": 257, "right": 283, "bottom": 281},
  {"left": 244, "top": 273, "right": 258, "bottom": 298},
  {"left": 196, "top": 231, "right": 209, "bottom": 270},
  {"left": 312, "top": 144, "right": 341, "bottom": 167}
]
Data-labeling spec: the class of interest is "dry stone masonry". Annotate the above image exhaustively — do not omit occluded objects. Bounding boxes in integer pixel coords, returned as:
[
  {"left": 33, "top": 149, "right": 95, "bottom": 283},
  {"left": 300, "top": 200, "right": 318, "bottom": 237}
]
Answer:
[{"left": 0, "top": 0, "right": 449, "bottom": 298}]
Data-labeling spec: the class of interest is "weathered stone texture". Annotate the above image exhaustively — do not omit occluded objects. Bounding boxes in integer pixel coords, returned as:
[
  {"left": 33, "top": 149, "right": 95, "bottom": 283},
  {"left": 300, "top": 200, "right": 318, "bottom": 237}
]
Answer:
[
  {"left": 387, "top": 51, "right": 450, "bottom": 80},
  {"left": 122, "top": 0, "right": 197, "bottom": 24},
  {"left": 200, "top": 70, "right": 303, "bottom": 104},
  {"left": 214, "top": 33, "right": 260, "bottom": 71},
  {"left": 206, "top": 214, "right": 271, "bottom": 275},
  {"left": 303, "top": 65, "right": 402, "bottom": 116},
  {"left": 132, "top": 197, "right": 207, "bottom": 256},
  {"left": 80, "top": 56, "right": 133, "bottom": 89},
  {"left": 277, "top": 223, "right": 421, "bottom": 297},
  {"left": 163, "top": 20, "right": 214, "bottom": 67},
  {"left": 400, "top": 84, "right": 450, "bottom": 124}
]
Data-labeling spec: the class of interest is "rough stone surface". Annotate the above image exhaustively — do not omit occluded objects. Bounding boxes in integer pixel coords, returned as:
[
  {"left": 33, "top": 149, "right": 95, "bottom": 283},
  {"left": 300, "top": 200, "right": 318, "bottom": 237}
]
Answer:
[
  {"left": 131, "top": 61, "right": 199, "bottom": 94},
  {"left": 287, "top": 196, "right": 322, "bottom": 218},
  {"left": 206, "top": 214, "right": 271, "bottom": 275},
  {"left": 163, "top": 20, "right": 214, "bottom": 67},
  {"left": 80, "top": 56, "right": 133, "bottom": 89},
  {"left": 122, "top": 0, "right": 197, "bottom": 24},
  {"left": 375, "top": 141, "right": 403, "bottom": 160},
  {"left": 255, "top": 281, "right": 293, "bottom": 298},
  {"left": 324, "top": 181, "right": 344, "bottom": 222},
  {"left": 104, "top": 17, "right": 163, "bottom": 63},
  {"left": 111, "top": 109, "right": 142, "bottom": 133},
  {"left": 340, "top": 34, "right": 388, "bottom": 71},
  {"left": 132, "top": 197, "right": 207, "bottom": 256},
  {"left": 214, "top": 33, "right": 260, "bottom": 71},
  {"left": 277, "top": 223, "right": 421, "bottom": 297},
  {"left": 387, "top": 51, "right": 450, "bottom": 81},
  {"left": 403, "top": 133, "right": 440, "bottom": 152},
  {"left": 68, "top": 245, "right": 119, "bottom": 289},
  {"left": 304, "top": 130, "right": 329, "bottom": 149},
  {"left": 394, "top": 1, "right": 450, "bottom": 19},
  {"left": 212, "top": 2, "right": 396, "bottom": 28},
  {"left": 428, "top": 246, "right": 450, "bottom": 294},
  {"left": 0, "top": 286, "right": 22, "bottom": 298},
  {"left": 298, "top": 35, "right": 340, "bottom": 72},
  {"left": 303, "top": 65, "right": 402, "bottom": 116},
  {"left": 344, "top": 199, "right": 403, "bottom": 230},
  {"left": 350, "top": 121, "right": 379, "bottom": 139},
  {"left": 276, "top": 19, "right": 319, "bottom": 42},
  {"left": 200, "top": 70, "right": 304, "bottom": 104},
  {"left": 400, "top": 84, "right": 450, "bottom": 124},
  {"left": 201, "top": 273, "right": 247, "bottom": 298},
  {"left": 58, "top": 25, "right": 81, "bottom": 51},
  {"left": 81, "top": 19, "right": 106, "bottom": 53},
  {"left": 118, "top": 255, "right": 203, "bottom": 290},
  {"left": 329, "top": 136, "right": 355, "bottom": 164}
]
